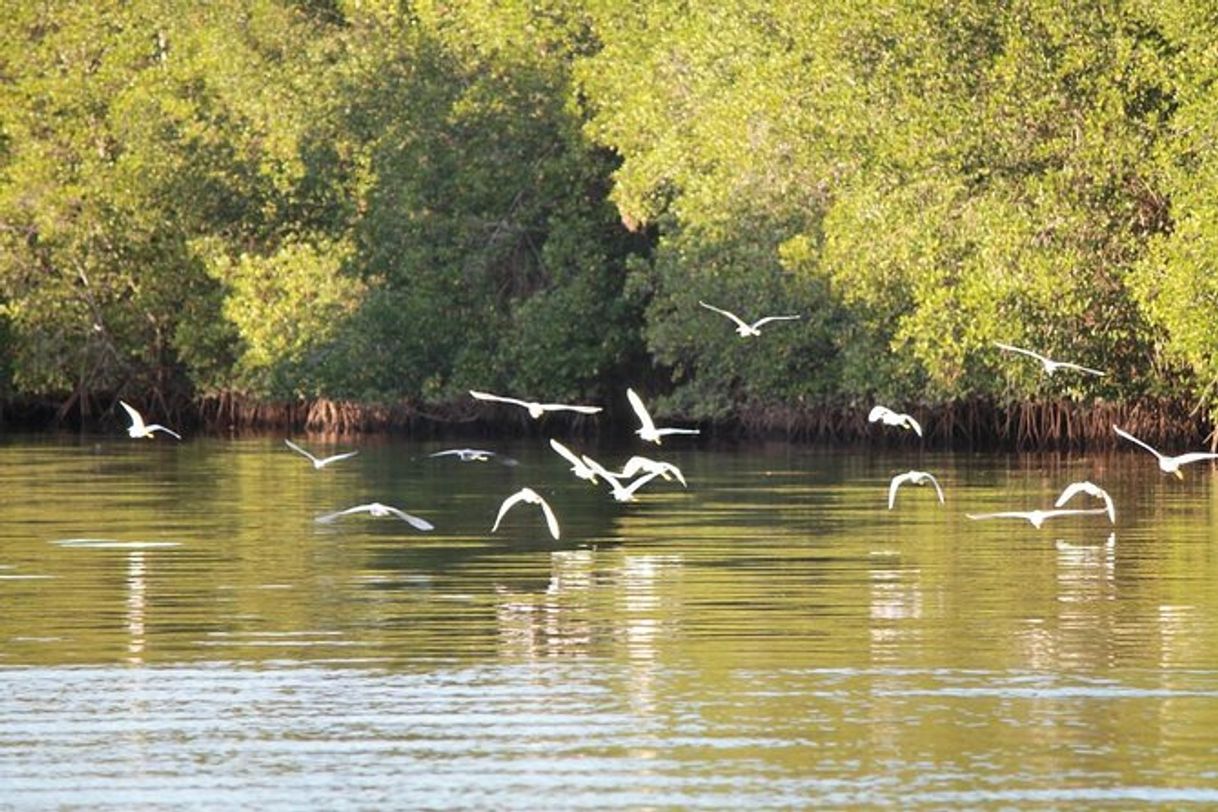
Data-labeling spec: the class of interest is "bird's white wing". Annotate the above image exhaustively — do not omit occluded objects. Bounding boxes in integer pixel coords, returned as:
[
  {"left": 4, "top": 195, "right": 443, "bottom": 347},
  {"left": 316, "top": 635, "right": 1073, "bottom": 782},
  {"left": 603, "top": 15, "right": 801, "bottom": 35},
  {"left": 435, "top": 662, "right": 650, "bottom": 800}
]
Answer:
[
  {"left": 492, "top": 489, "right": 532, "bottom": 533},
  {"left": 318, "top": 450, "right": 358, "bottom": 465},
  {"left": 1113, "top": 426, "right": 1164, "bottom": 460},
  {"left": 627, "top": 388, "right": 657, "bottom": 433},
  {"left": 469, "top": 390, "right": 528, "bottom": 409},
  {"left": 749, "top": 315, "right": 802, "bottom": 329},
  {"left": 868, "top": 405, "right": 892, "bottom": 423},
  {"left": 549, "top": 438, "right": 585, "bottom": 468},
  {"left": 581, "top": 455, "right": 624, "bottom": 488},
  {"left": 536, "top": 495, "right": 561, "bottom": 540},
  {"left": 994, "top": 342, "right": 1047, "bottom": 363},
  {"left": 146, "top": 424, "right": 182, "bottom": 440},
  {"left": 699, "top": 301, "right": 750, "bottom": 330},
  {"left": 620, "top": 470, "right": 662, "bottom": 498},
  {"left": 905, "top": 415, "right": 923, "bottom": 437},
  {"left": 1055, "top": 481, "right": 1104, "bottom": 507},
  {"left": 966, "top": 511, "right": 1030, "bottom": 521},
  {"left": 1170, "top": 452, "right": 1218, "bottom": 467},
  {"left": 1054, "top": 360, "right": 1106, "bottom": 376},
  {"left": 285, "top": 439, "right": 320, "bottom": 463},
  {"left": 382, "top": 505, "right": 434, "bottom": 531},
  {"left": 655, "top": 427, "right": 700, "bottom": 437},
  {"left": 539, "top": 402, "right": 603, "bottom": 414},
  {"left": 315, "top": 504, "right": 372, "bottom": 524},
  {"left": 924, "top": 473, "right": 945, "bottom": 503},
  {"left": 887, "top": 472, "right": 913, "bottom": 510},
  {"left": 119, "top": 400, "right": 146, "bottom": 432},
  {"left": 429, "top": 449, "right": 463, "bottom": 459}
]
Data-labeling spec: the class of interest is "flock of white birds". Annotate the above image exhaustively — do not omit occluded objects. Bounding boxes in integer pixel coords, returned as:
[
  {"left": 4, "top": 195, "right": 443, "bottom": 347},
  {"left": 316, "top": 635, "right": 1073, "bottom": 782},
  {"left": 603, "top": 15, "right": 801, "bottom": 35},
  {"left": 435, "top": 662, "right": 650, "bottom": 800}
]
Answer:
[{"left": 116, "top": 302, "right": 1218, "bottom": 540}]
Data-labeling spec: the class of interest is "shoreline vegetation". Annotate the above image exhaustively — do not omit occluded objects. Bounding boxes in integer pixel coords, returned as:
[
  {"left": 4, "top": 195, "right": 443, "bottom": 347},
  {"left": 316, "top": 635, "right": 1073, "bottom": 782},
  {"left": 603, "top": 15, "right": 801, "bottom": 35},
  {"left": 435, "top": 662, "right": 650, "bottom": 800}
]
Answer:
[
  {"left": 3, "top": 4, "right": 1217, "bottom": 448},
  {"left": 5, "top": 393, "right": 1213, "bottom": 452}
]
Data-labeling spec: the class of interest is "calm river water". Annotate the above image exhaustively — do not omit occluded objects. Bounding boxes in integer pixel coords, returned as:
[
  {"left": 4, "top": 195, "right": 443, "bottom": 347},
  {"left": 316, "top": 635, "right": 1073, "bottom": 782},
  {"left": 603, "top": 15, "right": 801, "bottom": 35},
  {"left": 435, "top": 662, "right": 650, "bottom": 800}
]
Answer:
[{"left": 2, "top": 433, "right": 1217, "bottom": 808}]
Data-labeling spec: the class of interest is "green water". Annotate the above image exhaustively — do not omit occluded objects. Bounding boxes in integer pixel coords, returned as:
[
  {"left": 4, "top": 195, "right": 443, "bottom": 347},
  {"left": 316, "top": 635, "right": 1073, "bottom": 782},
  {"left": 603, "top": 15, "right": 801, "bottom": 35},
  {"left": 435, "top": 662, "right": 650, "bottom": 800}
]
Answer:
[{"left": 2, "top": 434, "right": 1217, "bottom": 808}]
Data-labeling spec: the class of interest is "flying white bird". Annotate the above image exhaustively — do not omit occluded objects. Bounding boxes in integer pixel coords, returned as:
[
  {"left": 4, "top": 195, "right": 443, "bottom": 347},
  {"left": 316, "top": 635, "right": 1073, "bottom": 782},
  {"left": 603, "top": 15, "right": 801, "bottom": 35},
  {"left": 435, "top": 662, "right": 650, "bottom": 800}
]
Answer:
[
  {"left": 315, "top": 502, "right": 434, "bottom": 531},
  {"left": 1054, "top": 480, "right": 1116, "bottom": 524},
  {"left": 549, "top": 438, "right": 600, "bottom": 482},
  {"left": 614, "top": 455, "right": 687, "bottom": 487},
  {"left": 119, "top": 400, "right": 181, "bottom": 440},
  {"left": 579, "top": 456, "right": 664, "bottom": 502},
  {"left": 887, "top": 470, "right": 944, "bottom": 510},
  {"left": 469, "top": 390, "right": 602, "bottom": 419},
  {"left": 965, "top": 507, "right": 1110, "bottom": 529},
  {"left": 993, "top": 342, "right": 1105, "bottom": 376},
  {"left": 627, "top": 388, "right": 700, "bottom": 445},
  {"left": 492, "top": 487, "right": 561, "bottom": 540},
  {"left": 429, "top": 448, "right": 517, "bottom": 466},
  {"left": 698, "top": 301, "right": 801, "bottom": 337},
  {"left": 868, "top": 405, "right": 922, "bottom": 437},
  {"left": 285, "top": 439, "right": 358, "bottom": 469},
  {"left": 1113, "top": 425, "right": 1218, "bottom": 479}
]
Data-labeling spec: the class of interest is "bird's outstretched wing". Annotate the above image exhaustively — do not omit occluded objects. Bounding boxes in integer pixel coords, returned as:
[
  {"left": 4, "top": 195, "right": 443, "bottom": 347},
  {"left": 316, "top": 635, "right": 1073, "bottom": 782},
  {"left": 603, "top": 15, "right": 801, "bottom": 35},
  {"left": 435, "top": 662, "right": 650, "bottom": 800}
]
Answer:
[
  {"left": 146, "top": 424, "right": 182, "bottom": 440},
  {"left": 1054, "top": 360, "right": 1106, "bottom": 377},
  {"left": 315, "top": 504, "right": 373, "bottom": 524},
  {"left": 1113, "top": 426, "right": 1164, "bottom": 460},
  {"left": 469, "top": 390, "right": 528, "bottom": 409},
  {"left": 887, "top": 472, "right": 913, "bottom": 510},
  {"left": 492, "top": 488, "right": 533, "bottom": 533},
  {"left": 285, "top": 439, "right": 319, "bottom": 464},
  {"left": 381, "top": 505, "right": 435, "bottom": 531},
  {"left": 619, "top": 470, "right": 662, "bottom": 499},
  {"left": 119, "top": 400, "right": 146, "bottom": 432},
  {"left": 580, "top": 455, "right": 624, "bottom": 488},
  {"left": 993, "top": 342, "right": 1047, "bottom": 363},
  {"left": 966, "top": 511, "right": 1031, "bottom": 521},
  {"left": 626, "top": 388, "right": 657, "bottom": 434},
  {"left": 904, "top": 415, "right": 923, "bottom": 437},
  {"left": 699, "top": 301, "right": 750, "bottom": 330},
  {"left": 1171, "top": 452, "right": 1218, "bottom": 468},
  {"left": 535, "top": 495, "right": 561, "bottom": 540},
  {"left": 538, "top": 402, "right": 603, "bottom": 414},
  {"left": 749, "top": 315, "right": 802, "bottom": 330}
]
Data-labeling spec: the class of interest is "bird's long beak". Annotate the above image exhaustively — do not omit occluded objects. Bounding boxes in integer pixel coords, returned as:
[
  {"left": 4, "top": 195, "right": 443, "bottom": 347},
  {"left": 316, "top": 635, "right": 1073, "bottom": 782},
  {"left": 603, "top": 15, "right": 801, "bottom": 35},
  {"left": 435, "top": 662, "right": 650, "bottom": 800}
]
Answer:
[{"left": 1174, "top": 469, "right": 1184, "bottom": 480}]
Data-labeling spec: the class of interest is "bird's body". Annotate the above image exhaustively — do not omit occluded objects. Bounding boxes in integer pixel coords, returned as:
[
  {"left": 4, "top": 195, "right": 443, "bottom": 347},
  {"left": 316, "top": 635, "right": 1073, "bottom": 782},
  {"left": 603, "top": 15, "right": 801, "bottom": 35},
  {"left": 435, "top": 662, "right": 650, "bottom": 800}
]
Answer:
[
  {"left": 1113, "top": 426, "right": 1218, "bottom": 479},
  {"left": 966, "top": 508, "right": 1110, "bottom": 529},
  {"left": 549, "top": 438, "right": 600, "bottom": 482},
  {"left": 887, "top": 470, "right": 944, "bottom": 510},
  {"left": 627, "top": 388, "right": 700, "bottom": 445},
  {"left": 993, "top": 342, "right": 1105, "bottom": 377},
  {"left": 119, "top": 400, "right": 181, "bottom": 440},
  {"left": 469, "top": 390, "right": 602, "bottom": 419},
  {"left": 580, "top": 456, "right": 664, "bottom": 502},
  {"left": 698, "top": 301, "right": 801, "bottom": 337},
  {"left": 315, "top": 502, "right": 434, "bottom": 531},
  {"left": 285, "top": 439, "right": 359, "bottom": 469},
  {"left": 1054, "top": 480, "right": 1116, "bottom": 524},
  {"left": 492, "top": 487, "right": 561, "bottom": 540},
  {"left": 868, "top": 405, "right": 923, "bottom": 437}
]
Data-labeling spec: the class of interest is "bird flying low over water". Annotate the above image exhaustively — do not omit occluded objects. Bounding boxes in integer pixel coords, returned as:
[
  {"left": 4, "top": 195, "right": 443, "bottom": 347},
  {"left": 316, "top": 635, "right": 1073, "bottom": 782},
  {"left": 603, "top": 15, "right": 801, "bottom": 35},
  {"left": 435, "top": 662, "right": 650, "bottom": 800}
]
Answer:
[
  {"left": 965, "top": 507, "right": 1111, "bottom": 529},
  {"left": 492, "top": 487, "right": 561, "bottom": 540},
  {"left": 285, "top": 439, "right": 358, "bottom": 469},
  {"left": 119, "top": 400, "right": 181, "bottom": 440},
  {"left": 887, "top": 470, "right": 944, "bottom": 510},
  {"left": 549, "top": 438, "right": 600, "bottom": 482},
  {"left": 429, "top": 448, "right": 517, "bottom": 466},
  {"left": 627, "top": 388, "right": 700, "bottom": 445},
  {"left": 469, "top": 390, "right": 602, "bottom": 419},
  {"left": 315, "top": 502, "right": 434, "bottom": 531},
  {"left": 868, "top": 405, "right": 922, "bottom": 437},
  {"left": 580, "top": 456, "right": 664, "bottom": 502},
  {"left": 614, "top": 455, "right": 687, "bottom": 487},
  {"left": 1054, "top": 480, "right": 1116, "bottom": 524},
  {"left": 993, "top": 342, "right": 1106, "bottom": 377},
  {"left": 1113, "top": 426, "right": 1218, "bottom": 479},
  {"left": 698, "top": 301, "right": 801, "bottom": 337}
]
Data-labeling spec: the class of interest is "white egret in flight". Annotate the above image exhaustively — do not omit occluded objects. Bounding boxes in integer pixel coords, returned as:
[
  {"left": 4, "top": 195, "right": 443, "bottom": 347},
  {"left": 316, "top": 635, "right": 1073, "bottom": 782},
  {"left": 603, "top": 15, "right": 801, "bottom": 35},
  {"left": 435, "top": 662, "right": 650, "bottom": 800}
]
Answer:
[
  {"left": 580, "top": 456, "right": 664, "bottom": 502},
  {"left": 285, "top": 439, "right": 358, "bottom": 469},
  {"left": 868, "top": 405, "right": 922, "bottom": 437},
  {"left": 315, "top": 502, "right": 434, "bottom": 531},
  {"left": 1054, "top": 480, "right": 1116, "bottom": 524},
  {"left": 965, "top": 507, "right": 1110, "bottom": 529},
  {"left": 429, "top": 448, "right": 517, "bottom": 466},
  {"left": 887, "top": 470, "right": 944, "bottom": 510},
  {"left": 469, "top": 390, "right": 602, "bottom": 419},
  {"left": 492, "top": 487, "right": 561, "bottom": 540},
  {"left": 993, "top": 342, "right": 1105, "bottom": 376},
  {"left": 614, "top": 455, "right": 687, "bottom": 487},
  {"left": 119, "top": 400, "right": 181, "bottom": 440},
  {"left": 549, "top": 438, "right": 600, "bottom": 482},
  {"left": 627, "top": 388, "right": 700, "bottom": 445},
  {"left": 1113, "top": 426, "right": 1218, "bottom": 479},
  {"left": 698, "top": 301, "right": 801, "bottom": 337}
]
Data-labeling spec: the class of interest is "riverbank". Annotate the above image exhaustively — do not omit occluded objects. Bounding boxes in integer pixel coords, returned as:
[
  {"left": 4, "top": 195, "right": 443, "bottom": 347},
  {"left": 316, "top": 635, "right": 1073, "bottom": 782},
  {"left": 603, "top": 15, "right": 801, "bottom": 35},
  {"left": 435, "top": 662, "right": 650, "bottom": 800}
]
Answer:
[{"left": 4, "top": 392, "right": 1213, "bottom": 451}]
